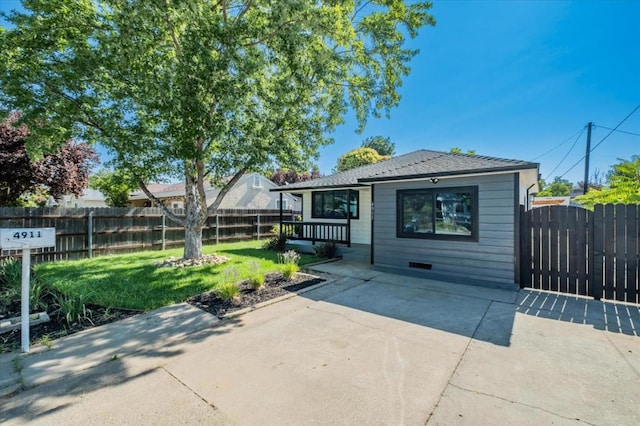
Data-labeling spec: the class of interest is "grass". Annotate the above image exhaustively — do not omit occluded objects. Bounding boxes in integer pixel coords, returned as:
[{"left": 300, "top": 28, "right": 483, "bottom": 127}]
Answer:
[{"left": 34, "top": 240, "right": 317, "bottom": 311}]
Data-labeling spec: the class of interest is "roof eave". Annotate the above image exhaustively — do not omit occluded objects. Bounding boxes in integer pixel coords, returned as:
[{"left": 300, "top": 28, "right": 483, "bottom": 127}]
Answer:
[
  {"left": 270, "top": 183, "right": 369, "bottom": 192},
  {"left": 358, "top": 164, "right": 539, "bottom": 183}
]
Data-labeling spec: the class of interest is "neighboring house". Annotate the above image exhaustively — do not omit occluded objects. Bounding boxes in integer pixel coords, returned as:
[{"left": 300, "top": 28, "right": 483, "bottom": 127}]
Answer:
[
  {"left": 272, "top": 150, "right": 539, "bottom": 286},
  {"left": 46, "top": 189, "right": 108, "bottom": 208},
  {"left": 128, "top": 172, "right": 301, "bottom": 211}
]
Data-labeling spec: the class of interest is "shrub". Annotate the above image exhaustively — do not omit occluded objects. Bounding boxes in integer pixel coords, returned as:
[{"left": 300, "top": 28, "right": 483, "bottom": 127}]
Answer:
[
  {"left": 282, "top": 263, "right": 299, "bottom": 280},
  {"left": 216, "top": 282, "right": 240, "bottom": 301},
  {"left": 314, "top": 241, "right": 340, "bottom": 259},
  {"left": 29, "top": 277, "right": 50, "bottom": 312},
  {"left": 247, "top": 261, "right": 265, "bottom": 290},
  {"left": 278, "top": 250, "right": 300, "bottom": 280},
  {"left": 248, "top": 274, "right": 265, "bottom": 290},
  {"left": 0, "top": 257, "right": 22, "bottom": 304},
  {"left": 53, "top": 292, "right": 93, "bottom": 326},
  {"left": 278, "top": 250, "right": 301, "bottom": 265},
  {"left": 262, "top": 235, "right": 287, "bottom": 252},
  {"left": 262, "top": 225, "right": 288, "bottom": 252}
]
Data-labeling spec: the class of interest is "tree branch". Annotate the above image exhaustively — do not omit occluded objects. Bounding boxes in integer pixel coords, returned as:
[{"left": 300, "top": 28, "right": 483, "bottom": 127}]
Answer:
[
  {"left": 137, "top": 179, "right": 185, "bottom": 225},
  {"left": 163, "top": 0, "right": 182, "bottom": 55},
  {"left": 242, "top": 19, "right": 297, "bottom": 47},
  {"left": 207, "top": 166, "right": 249, "bottom": 214},
  {"left": 234, "top": 0, "right": 252, "bottom": 23},
  {"left": 43, "top": 83, "right": 109, "bottom": 135}
]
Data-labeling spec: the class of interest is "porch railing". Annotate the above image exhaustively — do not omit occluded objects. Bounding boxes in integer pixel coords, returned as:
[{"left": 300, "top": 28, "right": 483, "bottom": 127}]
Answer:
[{"left": 281, "top": 221, "right": 350, "bottom": 247}]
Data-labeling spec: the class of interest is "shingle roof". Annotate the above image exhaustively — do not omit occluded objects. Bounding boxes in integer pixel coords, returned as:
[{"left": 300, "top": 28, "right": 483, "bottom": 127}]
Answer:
[{"left": 272, "top": 150, "right": 538, "bottom": 191}]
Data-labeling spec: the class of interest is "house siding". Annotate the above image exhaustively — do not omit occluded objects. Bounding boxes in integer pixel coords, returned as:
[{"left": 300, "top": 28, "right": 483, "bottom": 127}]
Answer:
[
  {"left": 373, "top": 174, "right": 517, "bottom": 283},
  {"left": 301, "top": 188, "right": 371, "bottom": 245}
]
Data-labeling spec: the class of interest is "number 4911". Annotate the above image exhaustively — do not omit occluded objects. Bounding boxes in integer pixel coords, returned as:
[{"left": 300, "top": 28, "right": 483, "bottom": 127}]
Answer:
[{"left": 13, "top": 231, "right": 42, "bottom": 239}]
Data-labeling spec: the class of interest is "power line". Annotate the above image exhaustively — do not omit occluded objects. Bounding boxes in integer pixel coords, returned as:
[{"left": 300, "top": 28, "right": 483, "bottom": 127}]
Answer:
[
  {"left": 589, "top": 104, "right": 640, "bottom": 152},
  {"left": 530, "top": 126, "right": 585, "bottom": 161},
  {"left": 593, "top": 124, "right": 640, "bottom": 137},
  {"left": 543, "top": 126, "right": 586, "bottom": 180},
  {"left": 556, "top": 104, "right": 640, "bottom": 180}
]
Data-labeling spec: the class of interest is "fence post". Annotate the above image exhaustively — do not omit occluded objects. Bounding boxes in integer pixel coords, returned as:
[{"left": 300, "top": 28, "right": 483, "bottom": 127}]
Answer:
[
  {"left": 87, "top": 211, "right": 94, "bottom": 258},
  {"left": 257, "top": 214, "right": 261, "bottom": 241},
  {"left": 161, "top": 214, "right": 166, "bottom": 251},
  {"left": 215, "top": 214, "right": 219, "bottom": 245}
]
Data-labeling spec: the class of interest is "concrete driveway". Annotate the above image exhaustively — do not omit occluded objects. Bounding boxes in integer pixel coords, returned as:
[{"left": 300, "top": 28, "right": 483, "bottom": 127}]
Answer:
[{"left": 2, "top": 262, "right": 640, "bottom": 425}]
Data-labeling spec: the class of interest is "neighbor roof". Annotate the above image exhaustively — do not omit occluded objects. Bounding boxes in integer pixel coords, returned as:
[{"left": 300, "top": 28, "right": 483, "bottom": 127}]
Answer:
[{"left": 272, "top": 150, "right": 538, "bottom": 191}]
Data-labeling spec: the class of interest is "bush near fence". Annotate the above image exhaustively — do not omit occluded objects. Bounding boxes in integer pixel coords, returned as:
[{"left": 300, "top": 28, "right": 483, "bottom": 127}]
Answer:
[{"left": 0, "top": 207, "right": 298, "bottom": 263}]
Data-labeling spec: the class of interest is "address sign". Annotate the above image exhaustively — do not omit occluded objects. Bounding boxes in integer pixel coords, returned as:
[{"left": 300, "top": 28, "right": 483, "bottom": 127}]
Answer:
[{"left": 0, "top": 228, "right": 56, "bottom": 249}]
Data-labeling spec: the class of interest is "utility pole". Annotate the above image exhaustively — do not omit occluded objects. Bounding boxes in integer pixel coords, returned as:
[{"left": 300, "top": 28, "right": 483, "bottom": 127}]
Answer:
[{"left": 583, "top": 122, "right": 593, "bottom": 195}]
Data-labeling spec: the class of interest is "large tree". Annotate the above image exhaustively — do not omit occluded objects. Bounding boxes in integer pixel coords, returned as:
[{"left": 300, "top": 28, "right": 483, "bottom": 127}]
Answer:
[
  {"left": 537, "top": 177, "right": 573, "bottom": 197},
  {"left": 336, "top": 147, "right": 389, "bottom": 172},
  {"left": 89, "top": 169, "right": 138, "bottom": 207},
  {"left": 361, "top": 135, "right": 395, "bottom": 156},
  {"left": 575, "top": 156, "right": 640, "bottom": 209},
  {"left": 0, "top": 0, "right": 435, "bottom": 259},
  {"left": 0, "top": 114, "right": 98, "bottom": 206}
]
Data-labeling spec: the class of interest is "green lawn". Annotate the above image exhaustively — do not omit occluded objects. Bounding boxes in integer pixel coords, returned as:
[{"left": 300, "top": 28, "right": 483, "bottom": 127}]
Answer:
[{"left": 34, "top": 240, "right": 317, "bottom": 311}]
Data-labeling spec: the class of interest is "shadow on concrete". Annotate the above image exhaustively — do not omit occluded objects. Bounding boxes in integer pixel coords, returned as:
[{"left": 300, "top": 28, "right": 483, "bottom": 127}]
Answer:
[
  {"left": 305, "top": 262, "right": 640, "bottom": 348},
  {"left": 298, "top": 274, "right": 518, "bottom": 347},
  {"left": 517, "top": 289, "right": 640, "bottom": 337},
  {"left": 0, "top": 305, "right": 243, "bottom": 423}
]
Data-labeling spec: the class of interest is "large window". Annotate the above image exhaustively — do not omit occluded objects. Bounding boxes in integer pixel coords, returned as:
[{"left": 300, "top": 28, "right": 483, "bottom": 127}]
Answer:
[
  {"left": 397, "top": 187, "right": 478, "bottom": 241},
  {"left": 312, "top": 190, "right": 359, "bottom": 219}
]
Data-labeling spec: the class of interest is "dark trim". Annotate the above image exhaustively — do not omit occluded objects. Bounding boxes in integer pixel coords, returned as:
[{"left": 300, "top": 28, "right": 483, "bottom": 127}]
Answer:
[
  {"left": 396, "top": 186, "right": 479, "bottom": 242},
  {"left": 370, "top": 184, "right": 375, "bottom": 265},
  {"left": 513, "top": 173, "right": 521, "bottom": 284},
  {"left": 270, "top": 184, "right": 368, "bottom": 192},
  {"left": 311, "top": 189, "right": 360, "bottom": 220},
  {"left": 359, "top": 165, "right": 538, "bottom": 183}
]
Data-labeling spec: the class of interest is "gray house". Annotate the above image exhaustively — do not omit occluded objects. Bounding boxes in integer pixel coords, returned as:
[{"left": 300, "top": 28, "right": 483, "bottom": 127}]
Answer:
[{"left": 272, "top": 150, "right": 539, "bottom": 286}]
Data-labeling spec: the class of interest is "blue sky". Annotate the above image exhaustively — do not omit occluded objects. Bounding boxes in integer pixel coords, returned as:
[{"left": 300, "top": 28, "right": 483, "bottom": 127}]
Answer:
[
  {"left": 325, "top": 0, "right": 640, "bottom": 185},
  {"left": 2, "top": 1, "right": 639, "bottom": 185}
]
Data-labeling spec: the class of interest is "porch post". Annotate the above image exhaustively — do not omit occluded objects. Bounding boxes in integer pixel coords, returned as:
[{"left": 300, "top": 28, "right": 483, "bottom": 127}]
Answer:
[
  {"left": 279, "top": 192, "right": 283, "bottom": 239},
  {"left": 346, "top": 189, "right": 352, "bottom": 247}
]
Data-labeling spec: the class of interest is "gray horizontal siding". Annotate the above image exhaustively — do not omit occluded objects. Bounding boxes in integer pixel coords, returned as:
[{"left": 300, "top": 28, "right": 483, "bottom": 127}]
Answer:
[{"left": 373, "top": 174, "right": 517, "bottom": 284}]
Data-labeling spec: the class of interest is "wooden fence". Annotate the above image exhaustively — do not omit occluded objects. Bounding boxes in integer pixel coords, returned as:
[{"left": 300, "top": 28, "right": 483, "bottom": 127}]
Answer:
[
  {"left": 519, "top": 204, "right": 639, "bottom": 304},
  {"left": 0, "top": 207, "right": 298, "bottom": 263}
]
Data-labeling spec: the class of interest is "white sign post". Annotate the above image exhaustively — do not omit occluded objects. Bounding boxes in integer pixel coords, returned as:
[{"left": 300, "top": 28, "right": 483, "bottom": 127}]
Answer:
[{"left": 0, "top": 228, "right": 56, "bottom": 353}]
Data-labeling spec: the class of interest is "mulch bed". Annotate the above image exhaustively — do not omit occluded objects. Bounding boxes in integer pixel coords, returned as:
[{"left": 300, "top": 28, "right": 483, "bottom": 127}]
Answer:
[
  {"left": 187, "top": 271, "right": 325, "bottom": 318},
  {"left": 0, "top": 302, "right": 140, "bottom": 353},
  {"left": 0, "top": 271, "right": 324, "bottom": 353}
]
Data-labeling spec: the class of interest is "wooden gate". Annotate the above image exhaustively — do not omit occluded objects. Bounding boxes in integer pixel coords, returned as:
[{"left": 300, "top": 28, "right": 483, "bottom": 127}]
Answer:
[{"left": 519, "top": 204, "right": 639, "bottom": 304}]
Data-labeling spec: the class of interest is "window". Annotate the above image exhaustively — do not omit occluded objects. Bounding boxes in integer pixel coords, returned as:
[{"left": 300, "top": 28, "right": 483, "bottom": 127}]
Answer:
[
  {"left": 276, "top": 199, "right": 288, "bottom": 210},
  {"left": 312, "top": 190, "right": 359, "bottom": 219},
  {"left": 397, "top": 187, "right": 478, "bottom": 241},
  {"left": 252, "top": 174, "right": 262, "bottom": 188}
]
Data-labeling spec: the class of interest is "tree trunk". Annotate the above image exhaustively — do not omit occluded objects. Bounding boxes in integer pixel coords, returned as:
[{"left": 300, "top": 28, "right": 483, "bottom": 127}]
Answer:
[
  {"left": 182, "top": 165, "right": 208, "bottom": 260},
  {"left": 184, "top": 217, "right": 203, "bottom": 260}
]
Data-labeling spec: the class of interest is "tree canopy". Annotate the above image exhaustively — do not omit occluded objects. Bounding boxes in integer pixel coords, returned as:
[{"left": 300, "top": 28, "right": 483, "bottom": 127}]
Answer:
[
  {"left": 269, "top": 168, "right": 320, "bottom": 186},
  {"left": 575, "top": 156, "right": 640, "bottom": 209},
  {"left": 89, "top": 169, "right": 138, "bottom": 207},
  {"left": 0, "top": 0, "right": 435, "bottom": 258},
  {"left": 449, "top": 147, "right": 476, "bottom": 155},
  {"left": 336, "top": 147, "right": 389, "bottom": 172},
  {"left": 361, "top": 136, "right": 395, "bottom": 156},
  {"left": 0, "top": 114, "right": 98, "bottom": 206},
  {"left": 537, "top": 177, "right": 573, "bottom": 197}
]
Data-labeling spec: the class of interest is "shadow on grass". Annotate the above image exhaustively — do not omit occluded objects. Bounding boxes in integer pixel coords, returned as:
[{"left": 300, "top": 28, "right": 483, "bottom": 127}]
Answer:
[{"left": 220, "top": 247, "right": 318, "bottom": 266}]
